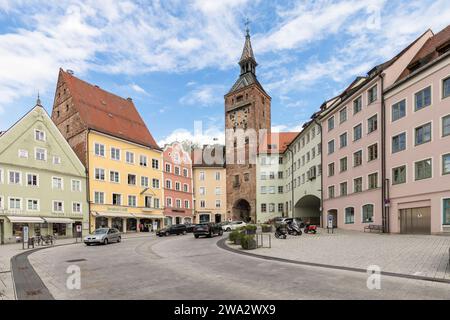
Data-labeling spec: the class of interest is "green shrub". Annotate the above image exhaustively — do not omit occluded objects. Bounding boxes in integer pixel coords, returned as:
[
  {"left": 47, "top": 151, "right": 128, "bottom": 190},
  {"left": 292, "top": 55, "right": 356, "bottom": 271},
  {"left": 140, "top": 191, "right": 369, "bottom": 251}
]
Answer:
[
  {"left": 261, "top": 224, "right": 272, "bottom": 232},
  {"left": 241, "top": 234, "right": 257, "bottom": 250},
  {"left": 229, "top": 230, "right": 240, "bottom": 242},
  {"left": 245, "top": 224, "right": 257, "bottom": 231}
]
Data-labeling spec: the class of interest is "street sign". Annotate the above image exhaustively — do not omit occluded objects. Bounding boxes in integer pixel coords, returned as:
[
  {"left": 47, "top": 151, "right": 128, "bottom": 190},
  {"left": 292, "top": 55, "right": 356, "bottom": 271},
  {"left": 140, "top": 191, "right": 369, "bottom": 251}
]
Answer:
[
  {"left": 76, "top": 225, "right": 82, "bottom": 233},
  {"left": 23, "top": 226, "right": 29, "bottom": 243}
]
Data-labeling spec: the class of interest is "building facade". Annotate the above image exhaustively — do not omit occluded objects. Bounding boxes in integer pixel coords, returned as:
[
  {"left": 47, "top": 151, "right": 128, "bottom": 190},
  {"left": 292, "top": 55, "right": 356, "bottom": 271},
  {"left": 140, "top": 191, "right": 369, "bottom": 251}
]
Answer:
[
  {"left": 163, "top": 142, "right": 194, "bottom": 225},
  {"left": 192, "top": 145, "right": 227, "bottom": 224},
  {"left": 51, "top": 69, "right": 164, "bottom": 233},
  {"left": 320, "top": 29, "right": 432, "bottom": 231},
  {"left": 384, "top": 26, "right": 450, "bottom": 234},
  {"left": 225, "top": 29, "right": 271, "bottom": 223},
  {"left": 0, "top": 103, "right": 88, "bottom": 244}
]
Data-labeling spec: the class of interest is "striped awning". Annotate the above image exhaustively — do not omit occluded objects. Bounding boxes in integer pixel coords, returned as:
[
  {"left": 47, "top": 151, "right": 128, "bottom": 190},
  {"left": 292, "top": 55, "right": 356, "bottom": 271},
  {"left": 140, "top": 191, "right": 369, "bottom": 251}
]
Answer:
[
  {"left": 7, "top": 216, "right": 45, "bottom": 223},
  {"left": 43, "top": 218, "right": 76, "bottom": 224}
]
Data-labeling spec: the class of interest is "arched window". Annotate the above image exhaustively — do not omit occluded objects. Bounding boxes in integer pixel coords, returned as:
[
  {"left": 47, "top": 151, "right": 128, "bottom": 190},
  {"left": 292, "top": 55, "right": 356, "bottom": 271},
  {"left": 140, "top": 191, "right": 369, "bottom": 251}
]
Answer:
[
  {"left": 345, "top": 207, "right": 354, "bottom": 224},
  {"left": 362, "top": 204, "right": 374, "bottom": 223}
]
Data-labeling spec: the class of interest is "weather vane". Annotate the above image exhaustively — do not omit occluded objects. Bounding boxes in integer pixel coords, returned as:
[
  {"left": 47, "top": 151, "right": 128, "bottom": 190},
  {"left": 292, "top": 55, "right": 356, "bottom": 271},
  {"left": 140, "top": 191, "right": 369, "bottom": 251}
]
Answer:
[{"left": 244, "top": 17, "right": 250, "bottom": 36}]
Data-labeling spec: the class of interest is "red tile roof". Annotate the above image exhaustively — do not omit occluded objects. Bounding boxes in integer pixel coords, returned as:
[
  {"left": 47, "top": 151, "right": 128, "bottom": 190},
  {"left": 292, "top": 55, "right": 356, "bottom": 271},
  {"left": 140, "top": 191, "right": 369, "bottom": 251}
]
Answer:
[
  {"left": 259, "top": 132, "right": 299, "bottom": 154},
  {"left": 59, "top": 69, "right": 159, "bottom": 149}
]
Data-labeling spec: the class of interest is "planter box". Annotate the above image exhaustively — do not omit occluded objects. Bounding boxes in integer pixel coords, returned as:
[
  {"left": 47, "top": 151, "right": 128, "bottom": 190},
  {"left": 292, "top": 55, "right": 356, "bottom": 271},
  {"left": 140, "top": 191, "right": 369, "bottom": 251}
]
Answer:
[
  {"left": 242, "top": 239, "right": 257, "bottom": 250},
  {"left": 234, "top": 237, "right": 242, "bottom": 245},
  {"left": 246, "top": 229, "right": 256, "bottom": 235},
  {"left": 261, "top": 225, "right": 272, "bottom": 233}
]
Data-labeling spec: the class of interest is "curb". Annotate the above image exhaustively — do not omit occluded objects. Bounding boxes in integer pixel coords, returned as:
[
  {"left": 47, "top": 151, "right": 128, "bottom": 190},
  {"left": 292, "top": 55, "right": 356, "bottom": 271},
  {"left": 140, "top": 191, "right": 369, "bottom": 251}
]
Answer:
[{"left": 216, "top": 238, "right": 450, "bottom": 285}]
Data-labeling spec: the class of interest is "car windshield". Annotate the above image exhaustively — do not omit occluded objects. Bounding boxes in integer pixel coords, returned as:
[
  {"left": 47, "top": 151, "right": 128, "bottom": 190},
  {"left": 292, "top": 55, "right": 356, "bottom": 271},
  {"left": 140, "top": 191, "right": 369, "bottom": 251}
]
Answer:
[{"left": 94, "top": 228, "right": 108, "bottom": 234}]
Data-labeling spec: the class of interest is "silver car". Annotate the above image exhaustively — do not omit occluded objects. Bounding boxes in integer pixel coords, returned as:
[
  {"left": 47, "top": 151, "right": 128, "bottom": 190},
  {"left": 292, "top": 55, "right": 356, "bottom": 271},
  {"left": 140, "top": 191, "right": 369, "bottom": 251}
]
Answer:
[{"left": 84, "top": 228, "right": 121, "bottom": 245}]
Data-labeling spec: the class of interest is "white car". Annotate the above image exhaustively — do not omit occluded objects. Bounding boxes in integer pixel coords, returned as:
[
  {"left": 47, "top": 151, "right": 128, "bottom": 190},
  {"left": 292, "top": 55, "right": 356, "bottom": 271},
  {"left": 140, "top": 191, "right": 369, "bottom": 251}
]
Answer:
[{"left": 222, "top": 221, "right": 247, "bottom": 232}]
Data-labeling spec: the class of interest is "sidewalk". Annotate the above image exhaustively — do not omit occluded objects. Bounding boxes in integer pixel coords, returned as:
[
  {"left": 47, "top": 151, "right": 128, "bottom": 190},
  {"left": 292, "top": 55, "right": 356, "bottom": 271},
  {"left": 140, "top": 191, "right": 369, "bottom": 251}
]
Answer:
[
  {"left": 0, "top": 232, "right": 155, "bottom": 300},
  {"left": 225, "top": 229, "right": 450, "bottom": 281}
]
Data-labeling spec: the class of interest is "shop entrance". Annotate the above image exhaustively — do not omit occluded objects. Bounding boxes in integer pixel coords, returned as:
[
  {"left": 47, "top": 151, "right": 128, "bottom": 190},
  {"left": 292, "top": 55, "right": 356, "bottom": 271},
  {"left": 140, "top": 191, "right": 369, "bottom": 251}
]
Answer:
[
  {"left": 126, "top": 218, "right": 137, "bottom": 232},
  {"left": 96, "top": 217, "right": 108, "bottom": 229},
  {"left": 215, "top": 214, "right": 222, "bottom": 223},
  {"left": 111, "top": 218, "right": 123, "bottom": 232},
  {"left": 139, "top": 219, "right": 153, "bottom": 232},
  {"left": 327, "top": 209, "right": 338, "bottom": 228},
  {"left": 400, "top": 207, "right": 431, "bottom": 234}
]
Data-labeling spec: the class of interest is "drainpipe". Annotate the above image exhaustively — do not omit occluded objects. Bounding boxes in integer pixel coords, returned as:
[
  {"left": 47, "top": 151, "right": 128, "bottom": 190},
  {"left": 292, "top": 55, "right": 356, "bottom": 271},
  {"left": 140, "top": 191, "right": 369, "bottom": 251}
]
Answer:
[
  {"left": 287, "top": 148, "right": 295, "bottom": 218},
  {"left": 380, "top": 73, "right": 388, "bottom": 233},
  {"left": 86, "top": 129, "right": 92, "bottom": 234},
  {"left": 313, "top": 118, "right": 324, "bottom": 228}
]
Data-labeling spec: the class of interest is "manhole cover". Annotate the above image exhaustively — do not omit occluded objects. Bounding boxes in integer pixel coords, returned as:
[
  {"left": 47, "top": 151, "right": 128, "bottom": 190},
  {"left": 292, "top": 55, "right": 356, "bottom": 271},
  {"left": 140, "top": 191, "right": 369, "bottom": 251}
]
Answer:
[{"left": 65, "top": 259, "right": 87, "bottom": 263}]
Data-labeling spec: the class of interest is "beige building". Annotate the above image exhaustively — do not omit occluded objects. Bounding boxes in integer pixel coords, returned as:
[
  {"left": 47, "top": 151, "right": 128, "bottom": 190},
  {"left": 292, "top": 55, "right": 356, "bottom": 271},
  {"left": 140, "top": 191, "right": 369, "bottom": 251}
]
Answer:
[{"left": 192, "top": 146, "right": 227, "bottom": 223}]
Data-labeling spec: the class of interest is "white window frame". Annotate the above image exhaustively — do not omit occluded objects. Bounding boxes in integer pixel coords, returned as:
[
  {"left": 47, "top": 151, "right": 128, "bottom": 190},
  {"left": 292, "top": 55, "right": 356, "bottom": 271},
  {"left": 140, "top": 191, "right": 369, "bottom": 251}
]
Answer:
[
  {"left": 52, "top": 176, "right": 64, "bottom": 190},
  {"left": 109, "top": 170, "right": 120, "bottom": 183},
  {"left": 128, "top": 195, "right": 137, "bottom": 207},
  {"left": 8, "top": 170, "right": 22, "bottom": 185},
  {"left": 111, "top": 147, "right": 121, "bottom": 161},
  {"left": 26, "top": 172, "right": 39, "bottom": 187},
  {"left": 126, "top": 151, "right": 135, "bottom": 164},
  {"left": 94, "top": 191, "right": 105, "bottom": 204},
  {"left": 391, "top": 97, "right": 407, "bottom": 122},
  {"left": 71, "top": 179, "right": 82, "bottom": 192},
  {"left": 392, "top": 164, "right": 407, "bottom": 185},
  {"left": 414, "top": 84, "right": 432, "bottom": 111},
  {"left": 94, "top": 142, "right": 105, "bottom": 157},
  {"left": 26, "top": 198, "right": 40, "bottom": 212},
  {"left": 34, "top": 129, "right": 46, "bottom": 142},
  {"left": 52, "top": 200, "right": 64, "bottom": 213},
  {"left": 53, "top": 155, "right": 61, "bottom": 165},
  {"left": 18, "top": 149, "right": 29, "bottom": 159},
  {"left": 8, "top": 197, "right": 22, "bottom": 210},
  {"left": 72, "top": 202, "right": 82, "bottom": 214},
  {"left": 361, "top": 203, "right": 375, "bottom": 223},
  {"left": 34, "top": 147, "right": 47, "bottom": 161}
]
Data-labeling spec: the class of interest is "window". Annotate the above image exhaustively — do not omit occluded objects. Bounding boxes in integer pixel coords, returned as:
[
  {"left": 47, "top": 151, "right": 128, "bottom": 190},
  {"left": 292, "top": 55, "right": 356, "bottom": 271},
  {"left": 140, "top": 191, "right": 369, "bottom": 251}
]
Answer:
[
  {"left": 368, "top": 115, "right": 378, "bottom": 133},
  {"left": 392, "top": 133, "right": 406, "bottom": 153},
  {"left": 27, "top": 174, "right": 38, "bottom": 187},
  {"left": 368, "top": 173, "right": 378, "bottom": 189},
  {"left": 9, "top": 198, "right": 22, "bottom": 210},
  {"left": 152, "top": 159, "right": 159, "bottom": 169},
  {"left": 415, "top": 123, "right": 432, "bottom": 145},
  {"left": 199, "top": 187, "right": 206, "bottom": 195},
  {"left": 72, "top": 202, "right": 82, "bottom": 213},
  {"left": 141, "top": 176, "right": 149, "bottom": 188},
  {"left": 328, "top": 140, "right": 335, "bottom": 154},
  {"left": 215, "top": 172, "right": 221, "bottom": 180},
  {"left": 199, "top": 172, "right": 205, "bottom": 181},
  {"left": 443, "top": 77, "right": 450, "bottom": 99},
  {"left": 442, "top": 154, "right": 450, "bottom": 175},
  {"left": 152, "top": 179, "right": 160, "bottom": 189},
  {"left": 52, "top": 177, "right": 63, "bottom": 189},
  {"left": 345, "top": 207, "right": 354, "bottom": 224},
  {"left": 278, "top": 186, "right": 283, "bottom": 194},
  {"left": 443, "top": 115, "right": 450, "bottom": 137},
  {"left": 128, "top": 195, "right": 137, "bottom": 207},
  {"left": 174, "top": 167, "right": 180, "bottom": 175},
  {"left": 9, "top": 171, "right": 21, "bottom": 184},
  {"left": 176, "top": 199, "right": 181, "bottom": 208},
  {"left": 269, "top": 203, "right": 275, "bottom": 212},
  {"left": 186, "top": 200, "right": 192, "bottom": 209},
  {"left": 126, "top": 152, "right": 135, "bottom": 164},
  {"left": 166, "top": 180, "right": 172, "bottom": 189},
  {"left": 261, "top": 203, "right": 267, "bottom": 212},
  {"left": 244, "top": 173, "right": 249, "bottom": 181},
  {"left": 392, "top": 165, "right": 406, "bottom": 185},
  {"left": 354, "top": 177, "right": 363, "bottom": 193},
  {"left": 353, "top": 150, "right": 362, "bottom": 167},
  {"left": 110, "top": 171, "right": 120, "bottom": 183},
  {"left": 94, "top": 143, "right": 105, "bottom": 157},
  {"left": 53, "top": 201, "right": 64, "bottom": 213},
  {"left": 215, "top": 200, "right": 220, "bottom": 208},
  {"left": 269, "top": 186, "right": 276, "bottom": 194},
  {"left": 443, "top": 199, "right": 450, "bottom": 225},
  {"left": 175, "top": 182, "right": 180, "bottom": 191},
  {"left": 339, "top": 133, "right": 347, "bottom": 148},
  {"left": 279, "top": 157, "right": 283, "bottom": 164},
  {"left": 278, "top": 203, "right": 284, "bottom": 212},
  {"left": 328, "top": 116, "right": 335, "bottom": 131},
  {"left": 362, "top": 204, "right": 374, "bottom": 223},
  {"left": 269, "top": 172, "right": 275, "bottom": 180},
  {"left": 260, "top": 186, "right": 267, "bottom": 194},
  {"left": 392, "top": 99, "right": 406, "bottom": 121},
  {"left": 140, "top": 155, "right": 148, "bottom": 167},
  {"left": 71, "top": 180, "right": 81, "bottom": 192},
  {"left": 340, "top": 157, "right": 348, "bottom": 172},
  {"left": 278, "top": 171, "right": 283, "bottom": 179},
  {"left": 340, "top": 182, "right": 347, "bottom": 196},
  {"left": 328, "top": 186, "right": 335, "bottom": 199},
  {"left": 415, "top": 86, "right": 431, "bottom": 110},
  {"left": 18, "top": 149, "right": 28, "bottom": 158},
  {"left": 328, "top": 163, "right": 335, "bottom": 176},
  {"left": 53, "top": 156, "right": 61, "bottom": 165},
  {"left": 95, "top": 168, "right": 105, "bottom": 181},
  {"left": 111, "top": 147, "right": 120, "bottom": 160},
  {"left": 94, "top": 192, "right": 105, "bottom": 204},
  {"left": 154, "top": 198, "right": 160, "bottom": 208},
  {"left": 35, "top": 129, "right": 45, "bottom": 141},
  {"left": 215, "top": 187, "right": 221, "bottom": 195},
  {"left": 415, "top": 159, "right": 432, "bottom": 180},
  {"left": 353, "top": 96, "right": 362, "bottom": 114},
  {"left": 340, "top": 107, "right": 347, "bottom": 123},
  {"left": 183, "top": 168, "right": 188, "bottom": 177},
  {"left": 353, "top": 124, "right": 362, "bottom": 141},
  {"left": 165, "top": 163, "right": 171, "bottom": 172},
  {"left": 166, "top": 198, "right": 173, "bottom": 207},
  {"left": 35, "top": 148, "right": 47, "bottom": 161},
  {"left": 112, "top": 193, "right": 122, "bottom": 205},
  {"left": 368, "top": 144, "right": 378, "bottom": 161},
  {"left": 127, "top": 174, "right": 136, "bottom": 185},
  {"left": 368, "top": 85, "right": 377, "bottom": 104},
  {"left": 183, "top": 184, "right": 189, "bottom": 192},
  {"left": 27, "top": 199, "right": 39, "bottom": 211},
  {"left": 200, "top": 200, "right": 205, "bottom": 208}
]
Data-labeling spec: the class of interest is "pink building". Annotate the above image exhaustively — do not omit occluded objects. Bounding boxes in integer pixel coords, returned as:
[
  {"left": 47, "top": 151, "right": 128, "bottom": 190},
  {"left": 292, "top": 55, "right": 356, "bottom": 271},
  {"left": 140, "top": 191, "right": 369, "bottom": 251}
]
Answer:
[
  {"left": 320, "top": 29, "right": 433, "bottom": 232},
  {"left": 384, "top": 26, "right": 450, "bottom": 234},
  {"left": 163, "top": 142, "right": 194, "bottom": 225}
]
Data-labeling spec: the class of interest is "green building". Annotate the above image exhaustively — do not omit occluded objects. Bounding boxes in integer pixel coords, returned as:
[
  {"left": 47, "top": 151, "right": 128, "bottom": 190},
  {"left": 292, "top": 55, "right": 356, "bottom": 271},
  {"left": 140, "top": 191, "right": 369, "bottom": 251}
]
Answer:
[{"left": 0, "top": 100, "right": 88, "bottom": 244}]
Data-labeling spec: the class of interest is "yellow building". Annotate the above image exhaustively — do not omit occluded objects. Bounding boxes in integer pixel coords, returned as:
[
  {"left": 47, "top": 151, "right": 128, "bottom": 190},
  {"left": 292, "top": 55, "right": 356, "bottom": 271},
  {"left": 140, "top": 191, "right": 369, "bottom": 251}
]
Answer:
[
  {"left": 192, "top": 146, "right": 227, "bottom": 223},
  {"left": 51, "top": 69, "right": 164, "bottom": 233}
]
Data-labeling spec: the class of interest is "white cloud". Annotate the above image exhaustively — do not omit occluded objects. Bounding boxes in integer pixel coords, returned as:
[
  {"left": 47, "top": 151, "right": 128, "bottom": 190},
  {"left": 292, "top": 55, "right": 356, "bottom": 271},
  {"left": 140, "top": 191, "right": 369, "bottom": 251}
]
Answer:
[
  {"left": 179, "top": 84, "right": 225, "bottom": 107},
  {"left": 158, "top": 126, "right": 224, "bottom": 146},
  {"left": 130, "top": 83, "right": 148, "bottom": 95}
]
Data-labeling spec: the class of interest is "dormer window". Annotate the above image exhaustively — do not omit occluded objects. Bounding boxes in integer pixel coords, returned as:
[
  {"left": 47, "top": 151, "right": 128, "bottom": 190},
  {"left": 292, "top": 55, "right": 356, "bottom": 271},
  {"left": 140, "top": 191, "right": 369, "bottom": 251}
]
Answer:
[{"left": 35, "top": 129, "right": 45, "bottom": 141}]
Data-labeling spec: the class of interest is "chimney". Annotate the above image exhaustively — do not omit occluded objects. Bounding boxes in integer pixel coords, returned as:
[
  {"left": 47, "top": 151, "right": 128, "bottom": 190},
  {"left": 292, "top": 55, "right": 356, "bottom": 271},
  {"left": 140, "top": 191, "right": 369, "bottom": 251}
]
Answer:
[{"left": 67, "top": 69, "right": 74, "bottom": 75}]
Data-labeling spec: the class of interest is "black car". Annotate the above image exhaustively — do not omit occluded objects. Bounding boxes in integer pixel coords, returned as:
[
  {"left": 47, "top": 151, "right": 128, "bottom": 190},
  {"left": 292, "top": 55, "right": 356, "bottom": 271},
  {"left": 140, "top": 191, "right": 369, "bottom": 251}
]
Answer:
[
  {"left": 156, "top": 224, "right": 187, "bottom": 237},
  {"left": 193, "top": 223, "right": 224, "bottom": 238},
  {"left": 184, "top": 223, "right": 197, "bottom": 233}
]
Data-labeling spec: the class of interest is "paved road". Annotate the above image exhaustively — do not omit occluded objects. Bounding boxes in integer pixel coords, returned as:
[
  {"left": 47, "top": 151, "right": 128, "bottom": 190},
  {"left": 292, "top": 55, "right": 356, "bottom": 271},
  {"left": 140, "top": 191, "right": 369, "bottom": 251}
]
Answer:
[{"left": 27, "top": 234, "right": 450, "bottom": 299}]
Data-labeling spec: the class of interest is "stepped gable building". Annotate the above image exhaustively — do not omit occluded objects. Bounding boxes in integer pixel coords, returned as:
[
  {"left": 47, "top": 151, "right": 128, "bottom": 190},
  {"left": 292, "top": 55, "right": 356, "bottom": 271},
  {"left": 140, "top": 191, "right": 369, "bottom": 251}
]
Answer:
[{"left": 225, "top": 28, "right": 271, "bottom": 223}]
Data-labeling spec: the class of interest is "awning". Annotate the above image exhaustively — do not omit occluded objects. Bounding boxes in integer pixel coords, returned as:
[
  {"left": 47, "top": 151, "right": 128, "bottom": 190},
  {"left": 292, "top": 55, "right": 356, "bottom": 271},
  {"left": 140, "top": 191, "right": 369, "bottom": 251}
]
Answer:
[
  {"left": 93, "top": 212, "right": 135, "bottom": 218},
  {"left": 43, "top": 218, "right": 75, "bottom": 224},
  {"left": 7, "top": 216, "right": 45, "bottom": 223},
  {"left": 132, "top": 214, "right": 164, "bottom": 219}
]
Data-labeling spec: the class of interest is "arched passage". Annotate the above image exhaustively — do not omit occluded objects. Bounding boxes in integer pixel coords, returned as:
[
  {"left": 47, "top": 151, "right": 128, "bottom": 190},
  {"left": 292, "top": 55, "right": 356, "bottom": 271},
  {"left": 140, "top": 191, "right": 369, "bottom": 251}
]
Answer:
[
  {"left": 294, "top": 195, "right": 321, "bottom": 225},
  {"left": 233, "top": 199, "right": 251, "bottom": 222}
]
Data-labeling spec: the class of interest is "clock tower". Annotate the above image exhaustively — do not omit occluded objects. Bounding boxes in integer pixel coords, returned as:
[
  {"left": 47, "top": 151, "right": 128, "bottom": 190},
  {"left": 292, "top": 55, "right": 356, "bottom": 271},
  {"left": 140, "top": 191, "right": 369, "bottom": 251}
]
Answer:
[{"left": 225, "top": 28, "right": 271, "bottom": 223}]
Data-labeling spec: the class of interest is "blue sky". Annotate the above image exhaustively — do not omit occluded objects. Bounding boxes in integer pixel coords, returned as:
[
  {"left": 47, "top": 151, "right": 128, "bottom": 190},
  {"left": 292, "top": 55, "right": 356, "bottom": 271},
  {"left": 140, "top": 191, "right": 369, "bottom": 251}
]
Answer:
[{"left": 0, "top": 0, "right": 449, "bottom": 145}]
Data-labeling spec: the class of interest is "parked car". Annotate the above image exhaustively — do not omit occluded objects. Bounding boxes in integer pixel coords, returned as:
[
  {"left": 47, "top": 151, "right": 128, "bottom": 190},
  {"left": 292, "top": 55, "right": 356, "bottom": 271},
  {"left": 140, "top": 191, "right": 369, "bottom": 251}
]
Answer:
[
  {"left": 222, "top": 221, "right": 247, "bottom": 232},
  {"left": 184, "top": 223, "right": 197, "bottom": 233},
  {"left": 84, "top": 228, "right": 121, "bottom": 245},
  {"left": 156, "top": 224, "right": 187, "bottom": 237},
  {"left": 194, "top": 223, "right": 224, "bottom": 238}
]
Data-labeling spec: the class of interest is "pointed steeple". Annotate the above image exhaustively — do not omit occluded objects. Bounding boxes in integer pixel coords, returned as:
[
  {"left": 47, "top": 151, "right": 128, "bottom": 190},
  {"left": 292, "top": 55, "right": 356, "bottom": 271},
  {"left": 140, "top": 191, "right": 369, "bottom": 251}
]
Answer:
[
  {"left": 239, "top": 25, "right": 257, "bottom": 76},
  {"left": 36, "top": 91, "right": 42, "bottom": 107}
]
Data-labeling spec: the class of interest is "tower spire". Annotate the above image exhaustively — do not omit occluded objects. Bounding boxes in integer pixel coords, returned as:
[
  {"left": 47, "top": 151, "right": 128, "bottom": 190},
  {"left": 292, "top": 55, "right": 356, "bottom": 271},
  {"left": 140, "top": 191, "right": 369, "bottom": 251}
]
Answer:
[
  {"left": 239, "top": 19, "right": 257, "bottom": 76},
  {"left": 36, "top": 91, "right": 42, "bottom": 106}
]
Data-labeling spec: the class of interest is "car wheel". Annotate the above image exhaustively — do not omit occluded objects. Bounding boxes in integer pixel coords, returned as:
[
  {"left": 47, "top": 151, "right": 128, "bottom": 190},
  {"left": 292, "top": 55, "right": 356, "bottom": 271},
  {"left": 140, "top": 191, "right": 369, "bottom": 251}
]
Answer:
[
  {"left": 103, "top": 238, "right": 108, "bottom": 245},
  {"left": 183, "top": 231, "right": 187, "bottom": 235},
  {"left": 165, "top": 232, "right": 169, "bottom": 237},
  {"left": 85, "top": 243, "right": 90, "bottom": 246},
  {"left": 194, "top": 234, "right": 199, "bottom": 239},
  {"left": 226, "top": 227, "right": 231, "bottom": 232},
  {"left": 117, "top": 236, "right": 121, "bottom": 243},
  {"left": 208, "top": 232, "right": 213, "bottom": 238},
  {"left": 219, "top": 230, "right": 223, "bottom": 236}
]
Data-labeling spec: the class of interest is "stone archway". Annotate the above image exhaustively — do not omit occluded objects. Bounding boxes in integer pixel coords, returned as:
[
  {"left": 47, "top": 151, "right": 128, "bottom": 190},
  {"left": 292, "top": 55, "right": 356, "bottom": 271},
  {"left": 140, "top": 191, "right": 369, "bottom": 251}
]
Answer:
[
  {"left": 233, "top": 199, "right": 251, "bottom": 222},
  {"left": 294, "top": 195, "right": 321, "bottom": 225}
]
